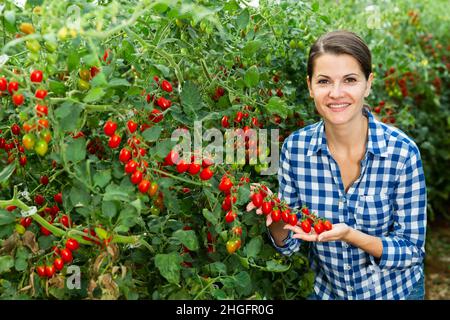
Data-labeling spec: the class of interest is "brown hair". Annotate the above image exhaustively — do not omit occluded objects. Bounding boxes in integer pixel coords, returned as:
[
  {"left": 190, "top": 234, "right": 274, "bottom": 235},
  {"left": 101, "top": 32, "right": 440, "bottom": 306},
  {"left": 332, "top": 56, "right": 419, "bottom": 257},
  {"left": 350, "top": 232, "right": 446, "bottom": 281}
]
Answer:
[{"left": 307, "top": 30, "right": 372, "bottom": 80}]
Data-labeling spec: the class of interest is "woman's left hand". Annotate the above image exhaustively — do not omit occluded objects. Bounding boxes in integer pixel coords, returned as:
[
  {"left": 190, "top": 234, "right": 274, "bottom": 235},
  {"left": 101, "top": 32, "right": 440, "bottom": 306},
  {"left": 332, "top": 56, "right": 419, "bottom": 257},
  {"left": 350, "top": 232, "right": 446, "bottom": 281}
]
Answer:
[{"left": 284, "top": 223, "right": 352, "bottom": 242}]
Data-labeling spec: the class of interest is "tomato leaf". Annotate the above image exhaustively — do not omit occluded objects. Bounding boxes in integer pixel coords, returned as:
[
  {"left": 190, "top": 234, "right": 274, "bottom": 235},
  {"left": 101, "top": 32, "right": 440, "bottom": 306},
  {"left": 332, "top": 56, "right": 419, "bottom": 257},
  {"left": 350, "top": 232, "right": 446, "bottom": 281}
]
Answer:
[
  {"left": 180, "top": 81, "right": 203, "bottom": 119},
  {"left": 173, "top": 229, "right": 199, "bottom": 251},
  {"left": 14, "top": 247, "right": 28, "bottom": 272},
  {"left": 154, "top": 252, "right": 182, "bottom": 284},
  {"left": 202, "top": 208, "right": 219, "bottom": 225},
  {"left": 83, "top": 87, "right": 105, "bottom": 103},
  {"left": 93, "top": 169, "right": 112, "bottom": 188},
  {"left": 65, "top": 138, "right": 86, "bottom": 163},
  {"left": 0, "top": 256, "right": 14, "bottom": 274},
  {"left": 245, "top": 236, "right": 262, "bottom": 258},
  {"left": 0, "top": 163, "right": 15, "bottom": 183},
  {"left": 243, "top": 39, "right": 263, "bottom": 58},
  {"left": 103, "top": 183, "right": 130, "bottom": 202},
  {"left": 48, "top": 80, "right": 66, "bottom": 95},
  {"left": 69, "top": 183, "right": 91, "bottom": 207},
  {"left": 236, "top": 185, "right": 251, "bottom": 206},
  {"left": 142, "top": 125, "right": 162, "bottom": 142},
  {"left": 265, "top": 259, "right": 291, "bottom": 272},
  {"left": 0, "top": 209, "right": 16, "bottom": 226},
  {"left": 244, "top": 65, "right": 260, "bottom": 88},
  {"left": 108, "top": 78, "right": 130, "bottom": 87},
  {"left": 264, "top": 96, "right": 288, "bottom": 118},
  {"left": 236, "top": 8, "right": 249, "bottom": 30},
  {"left": 101, "top": 201, "right": 118, "bottom": 219},
  {"left": 55, "top": 102, "right": 83, "bottom": 132},
  {"left": 67, "top": 51, "right": 80, "bottom": 72}
]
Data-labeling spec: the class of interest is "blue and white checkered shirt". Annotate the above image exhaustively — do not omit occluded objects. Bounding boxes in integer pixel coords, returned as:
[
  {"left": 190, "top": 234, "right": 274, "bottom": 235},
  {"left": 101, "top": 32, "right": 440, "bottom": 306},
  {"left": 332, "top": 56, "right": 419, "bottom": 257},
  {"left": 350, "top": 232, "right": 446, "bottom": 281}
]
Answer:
[{"left": 272, "top": 108, "right": 427, "bottom": 300}]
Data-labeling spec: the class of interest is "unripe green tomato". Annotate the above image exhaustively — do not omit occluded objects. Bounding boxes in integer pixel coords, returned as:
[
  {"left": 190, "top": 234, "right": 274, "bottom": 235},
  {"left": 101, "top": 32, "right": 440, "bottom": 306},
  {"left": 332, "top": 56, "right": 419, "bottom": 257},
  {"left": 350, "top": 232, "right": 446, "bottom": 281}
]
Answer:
[
  {"left": 46, "top": 53, "right": 58, "bottom": 64},
  {"left": 297, "top": 40, "right": 305, "bottom": 50},
  {"left": 150, "top": 206, "right": 160, "bottom": 216},
  {"left": 26, "top": 39, "right": 41, "bottom": 53},
  {"left": 254, "top": 164, "right": 262, "bottom": 173},
  {"left": 19, "top": 111, "right": 28, "bottom": 122},
  {"left": 45, "top": 40, "right": 58, "bottom": 53},
  {"left": 15, "top": 224, "right": 26, "bottom": 235},
  {"left": 78, "top": 79, "right": 90, "bottom": 91},
  {"left": 35, "top": 139, "right": 48, "bottom": 156},
  {"left": 289, "top": 39, "right": 297, "bottom": 49},
  {"left": 28, "top": 52, "right": 40, "bottom": 62},
  {"left": 175, "top": 19, "right": 184, "bottom": 27}
]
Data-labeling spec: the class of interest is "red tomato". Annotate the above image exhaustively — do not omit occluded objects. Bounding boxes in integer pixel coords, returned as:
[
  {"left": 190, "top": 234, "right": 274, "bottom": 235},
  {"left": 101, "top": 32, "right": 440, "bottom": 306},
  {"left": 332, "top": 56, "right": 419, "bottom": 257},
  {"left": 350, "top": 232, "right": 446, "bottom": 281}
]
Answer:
[
  {"left": 314, "top": 221, "right": 325, "bottom": 235},
  {"left": 219, "top": 177, "right": 233, "bottom": 193},
  {"left": 225, "top": 210, "right": 237, "bottom": 223},
  {"left": 323, "top": 220, "right": 333, "bottom": 231},
  {"left": 119, "top": 148, "right": 132, "bottom": 163},
  {"left": 251, "top": 193, "right": 263, "bottom": 208},
  {"left": 138, "top": 179, "right": 150, "bottom": 193},
  {"left": 221, "top": 116, "right": 230, "bottom": 128},
  {"left": 66, "top": 238, "right": 79, "bottom": 251},
  {"left": 35, "top": 89, "right": 48, "bottom": 99},
  {"left": 261, "top": 201, "right": 273, "bottom": 215},
  {"left": 8, "top": 81, "right": 19, "bottom": 94},
  {"left": 156, "top": 97, "right": 172, "bottom": 110},
  {"left": 271, "top": 209, "right": 281, "bottom": 222},
  {"left": 60, "top": 215, "right": 71, "bottom": 228},
  {"left": 301, "top": 220, "right": 311, "bottom": 233},
  {"left": 45, "top": 265, "right": 56, "bottom": 277},
  {"left": 30, "top": 70, "right": 43, "bottom": 83},
  {"left": 0, "top": 77, "right": 7, "bottom": 91},
  {"left": 12, "top": 93, "right": 24, "bottom": 106},
  {"left": 103, "top": 120, "right": 117, "bottom": 136},
  {"left": 36, "top": 265, "right": 46, "bottom": 277},
  {"left": 53, "top": 258, "right": 64, "bottom": 271},
  {"left": 199, "top": 167, "right": 214, "bottom": 180},
  {"left": 54, "top": 192, "right": 63, "bottom": 204},
  {"left": 188, "top": 163, "right": 201, "bottom": 175},
  {"left": 60, "top": 248, "right": 73, "bottom": 263},
  {"left": 160, "top": 80, "right": 173, "bottom": 93},
  {"left": 281, "top": 209, "right": 291, "bottom": 223},
  {"left": 130, "top": 170, "right": 143, "bottom": 185},
  {"left": 149, "top": 109, "right": 163, "bottom": 123},
  {"left": 288, "top": 214, "right": 298, "bottom": 226},
  {"left": 127, "top": 120, "right": 138, "bottom": 133},
  {"left": 124, "top": 159, "right": 138, "bottom": 174},
  {"left": 108, "top": 134, "right": 121, "bottom": 149}
]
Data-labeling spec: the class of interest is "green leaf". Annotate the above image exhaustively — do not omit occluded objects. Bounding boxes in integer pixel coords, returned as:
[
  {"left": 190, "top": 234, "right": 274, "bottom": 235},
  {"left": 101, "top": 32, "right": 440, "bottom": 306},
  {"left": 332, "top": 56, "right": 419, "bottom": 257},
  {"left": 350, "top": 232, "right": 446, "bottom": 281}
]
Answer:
[
  {"left": 69, "top": 184, "right": 90, "bottom": 207},
  {"left": 0, "top": 256, "right": 14, "bottom": 274},
  {"left": 234, "top": 271, "right": 252, "bottom": 295},
  {"left": 236, "top": 185, "right": 251, "bottom": 206},
  {"left": 173, "top": 229, "right": 199, "bottom": 251},
  {"left": 0, "top": 210, "right": 16, "bottom": 226},
  {"left": 154, "top": 139, "right": 177, "bottom": 158},
  {"left": 120, "top": 39, "right": 136, "bottom": 62},
  {"left": 55, "top": 102, "right": 83, "bottom": 132},
  {"left": 116, "top": 207, "right": 138, "bottom": 228},
  {"left": 244, "top": 66, "right": 260, "bottom": 88},
  {"left": 245, "top": 236, "right": 262, "bottom": 258},
  {"left": 207, "top": 262, "right": 227, "bottom": 276},
  {"left": 243, "top": 40, "right": 263, "bottom": 58},
  {"left": 82, "top": 53, "right": 98, "bottom": 67},
  {"left": 0, "top": 163, "right": 15, "bottom": 183},
  {"left": 264, "top": 97, "right": 288, "bottom": 118},
  {"left": 67, "top": 51, "right": 80, "bottom": 72},
  {"left": 103, "top": 184, "right": 130, "bottom": 202},
  {"left": 130, "top": 199, "right": 142, "bottom": 216},
  {"left": 93, "top": 169, "right": 111, "bottom": 188},
  {"left": 65, "top": 138, "right": 86, "bottom": 163},
  {"left": 141, "top": 126, "right": 162, "bottom": 142},
  {"left": 101, "top": 201, "right": 118, "bottom": 219},
  {"left": 154, "top": 252, "right": 182, "bottom": 284},
  {"left": 83, "top": 87, "right": 105, "bottom": 103},
  {"left": 236, "top": 9, "right": 249, "bottom": 30},
  {"left": 108, "top": 78, "right": 130, "bottom": 87},
  {"left": 48, "top": 80, "right": 66, "bottom": 95},
  {"left": 14, "top": 247, "right": 29, "bottom": 272},
  {"left": 265, "top": 259, "right": 290, "bottom": 272},
  {"left": 202, "top": 208, "right": 219, "bottom": 225},
  {"left": 90, "top": 73, "right": 108, "bottom": 87},
  {"left": 312, "top": 2, "right": 320, "bottom": 12},
  {"left": 180, "top": 81, "right": 203, "bottom": 119}
]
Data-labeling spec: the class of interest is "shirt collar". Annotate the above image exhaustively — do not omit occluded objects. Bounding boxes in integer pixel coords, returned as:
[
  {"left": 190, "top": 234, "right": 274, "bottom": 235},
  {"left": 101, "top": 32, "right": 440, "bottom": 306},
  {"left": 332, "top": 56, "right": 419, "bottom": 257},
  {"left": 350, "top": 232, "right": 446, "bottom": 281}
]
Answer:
[{"left": 307, "top": 108, "right": 388, "bottom": 158}]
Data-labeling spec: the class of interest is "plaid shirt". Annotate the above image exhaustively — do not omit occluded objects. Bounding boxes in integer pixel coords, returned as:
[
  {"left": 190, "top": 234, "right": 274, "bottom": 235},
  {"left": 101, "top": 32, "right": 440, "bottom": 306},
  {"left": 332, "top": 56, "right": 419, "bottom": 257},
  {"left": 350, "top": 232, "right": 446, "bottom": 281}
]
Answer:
[{"left": 272, "top": 109, "right": 427, "bottom": 300}]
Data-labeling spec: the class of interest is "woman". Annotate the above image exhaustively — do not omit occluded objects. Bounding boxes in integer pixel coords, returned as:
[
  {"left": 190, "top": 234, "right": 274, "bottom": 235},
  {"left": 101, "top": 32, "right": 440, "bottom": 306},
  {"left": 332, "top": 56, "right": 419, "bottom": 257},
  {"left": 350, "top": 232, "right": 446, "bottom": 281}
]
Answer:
[{"left": 268, "top": 30, "right": 427, "bottom": 300}]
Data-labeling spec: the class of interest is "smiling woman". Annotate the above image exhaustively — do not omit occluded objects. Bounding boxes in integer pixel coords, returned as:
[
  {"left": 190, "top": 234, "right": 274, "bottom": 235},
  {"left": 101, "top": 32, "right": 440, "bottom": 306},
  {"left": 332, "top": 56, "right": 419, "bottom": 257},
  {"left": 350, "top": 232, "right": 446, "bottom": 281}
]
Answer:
[{"left": 268, "top": 30, "right": 428, "bottom": 300}]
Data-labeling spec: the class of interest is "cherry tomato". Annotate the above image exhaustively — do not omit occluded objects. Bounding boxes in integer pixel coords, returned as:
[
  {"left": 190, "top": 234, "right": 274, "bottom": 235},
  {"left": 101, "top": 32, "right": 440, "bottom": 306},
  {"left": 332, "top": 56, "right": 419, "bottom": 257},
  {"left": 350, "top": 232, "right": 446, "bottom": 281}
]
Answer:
[
  {"left": 288, "top": 214, "right": 298, "bottom": 226},
  {"left": 127, "top": 120, "right": 138, "bottom": 133},
  {"left": 149, "top": 109, "right": 163, "bottom": 123},
  {"left": 60, "top": 248, "right": 73, "bottom": 263},
  {"left": 156, "top": 97, "right": 172, "bottom": 110},
  {"left": 20, "top": 217, "right": 32, "bottom": 228},
  {"left": 301, "top": 220, "right": 311, "bottom": 233},
  {"left": 160, "top": 80, "right": 173, "bottom": 93},
  {"left": 221, "top": 116, "right": 230, "bottom": 128},
  {"left": 226, "top": 239, "right": 241, "bottom": 254},
  {"left": 45, "top": 265, "right": 56, "bottom": 277},
  {"left": 35, "top": 89, "right": 48, "bottom": 99},
  {"left": 103, "top": 120, "right": 117, "bottom": 136},
  {"left": 251, "top": 193, "right": 263, "bottom": 208},
  {"left": 12, "top": 94, "right": 24, "bottom": 106},
  {"left": 130, "top": 170, "right": 143, "bottom": 185},
  {"left": 281, "top": 209, "right": 291, "bottom": 223},
  {"left": 323, "top": 220, "right": 333, "bottom": 231},
  {"left": 225, "top": 210, "right": 237, "bottom": 223},
  {"left": 35, "top": 104, "right": 48, "bottom": 116},
  {"left": 108, "top": 134, "right": 121, "bottom": 149},
  {"left": 0, "top": 77, "right": 7, "bottom": 91},
  {"left": 199, "top": 167, "right": 214, "bottom": 180},
  {"left": 119, "top": 148, "right": 132, "bottom": 163},
  {"left": 79, "top": 69, "right": 90, "bottom": 81},
  {"left": 314, "top": 221, "right": 325, "bottom": 235},
  {"left": 53, "top": 258, "right": 64, "bottom": 271},
  {"left": 60, "top": 215, "right": 71, "bottom": 228},
  {"left": 261, "top": 201, "right": 273, "bottom": 215},
  {"left": 40, "top": 129, "right": 52, "bottom": 143},
  {"left": 54, "top": 192, "right": 63, "bottom": 204},
  {"left": 271, "top": 209, "right": 281, "bottom": 222},
  {"left": 188, "top": 163, "right": 201, "bottom": 175},
  {"left": 148, "top": 182, "right": 159, "bottom": 197},
  {"left": 138, "top": 179, "right": 150, "bottom": 193},
  {"left": 40, "top": 225, "right": 52, "bottom": 236},
  {"left": 219, "top": 177, "right": 233, "bottom": 193},
  {"left": 66, "top": 238, "right": 79, "bottom": 251},
  {"left": 30, "top": 70, "right": 43, "bottom": 83},
  {"left": 8, "top": 81, "right": 19, "bottom": 94},
  {"left": 124, "top": 159, "right": 138, "bottom": 174},
  {"left": 36, "top": 265, "right": 46, "bottom": 277}
]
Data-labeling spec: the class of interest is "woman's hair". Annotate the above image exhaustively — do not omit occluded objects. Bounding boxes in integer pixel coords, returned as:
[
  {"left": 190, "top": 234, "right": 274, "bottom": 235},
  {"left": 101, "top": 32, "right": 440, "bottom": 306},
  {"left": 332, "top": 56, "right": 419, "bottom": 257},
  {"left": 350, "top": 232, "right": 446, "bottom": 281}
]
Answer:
[{"left": 307, "top": 30, "right": 372, "bottom": 80}]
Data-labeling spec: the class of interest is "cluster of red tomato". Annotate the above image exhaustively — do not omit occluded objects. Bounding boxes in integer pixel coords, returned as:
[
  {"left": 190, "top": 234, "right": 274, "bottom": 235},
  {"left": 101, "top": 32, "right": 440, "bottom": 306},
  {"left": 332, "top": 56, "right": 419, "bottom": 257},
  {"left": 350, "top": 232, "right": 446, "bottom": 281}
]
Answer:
[
  {"left": 0, "top": 70, "right": 51, "bottom": 158},
  {"left": 145, "top": 76, "right": 174, "bottom": 124},
  {"left": 163, "top": 149, "right": 215, "bottom": 181},
  {"left": 35, "top": 238, "right": 79, "bottom": 278}
]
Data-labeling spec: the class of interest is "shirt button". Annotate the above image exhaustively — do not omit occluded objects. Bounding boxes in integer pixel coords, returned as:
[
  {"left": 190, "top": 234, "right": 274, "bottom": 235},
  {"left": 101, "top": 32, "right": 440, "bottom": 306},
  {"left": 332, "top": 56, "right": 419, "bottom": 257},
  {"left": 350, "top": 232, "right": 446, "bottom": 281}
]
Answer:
[
  {"left": 344, "top": 264, "right": 351, "bottom": 271},
  {"left": 347, "top": 286, "right": 354, "bottom": 291},
  {"left": 343, "top": 243, "right": 349, "bottom": 248},
  {"left": 340, "top": 196, "right": 346, "bottom": 203}
]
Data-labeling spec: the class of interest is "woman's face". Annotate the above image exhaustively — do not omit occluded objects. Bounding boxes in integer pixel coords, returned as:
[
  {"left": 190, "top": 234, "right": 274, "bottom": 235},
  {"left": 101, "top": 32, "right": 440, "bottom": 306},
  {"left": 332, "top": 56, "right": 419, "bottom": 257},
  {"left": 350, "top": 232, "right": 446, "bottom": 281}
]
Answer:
[{"left": 307, "top": 53, "right": 373, "bottom": 127}]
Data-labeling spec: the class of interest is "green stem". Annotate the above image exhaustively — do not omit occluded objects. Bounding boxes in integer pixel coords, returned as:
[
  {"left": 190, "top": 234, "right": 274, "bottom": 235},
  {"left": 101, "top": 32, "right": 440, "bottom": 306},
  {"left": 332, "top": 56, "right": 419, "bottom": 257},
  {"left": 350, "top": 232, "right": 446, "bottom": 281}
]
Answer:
[{"left": 152, "top": 168, "right": 208, "bottom": 187}]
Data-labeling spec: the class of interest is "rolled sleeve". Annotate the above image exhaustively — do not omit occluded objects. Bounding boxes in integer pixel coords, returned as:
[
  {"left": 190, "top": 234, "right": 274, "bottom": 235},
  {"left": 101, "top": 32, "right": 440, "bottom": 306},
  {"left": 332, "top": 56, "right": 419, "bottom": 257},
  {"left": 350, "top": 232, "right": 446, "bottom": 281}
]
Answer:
[{"left": 373, "top": 148, "right": 427, "bottom": 271}]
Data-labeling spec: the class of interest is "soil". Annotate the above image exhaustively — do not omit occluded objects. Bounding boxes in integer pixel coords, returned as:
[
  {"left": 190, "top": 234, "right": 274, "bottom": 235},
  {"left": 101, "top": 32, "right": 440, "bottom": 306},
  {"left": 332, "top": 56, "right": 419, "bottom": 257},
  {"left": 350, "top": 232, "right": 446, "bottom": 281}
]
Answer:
[{"left": 425, "top": 217, "right": 450, "bottom": 300}]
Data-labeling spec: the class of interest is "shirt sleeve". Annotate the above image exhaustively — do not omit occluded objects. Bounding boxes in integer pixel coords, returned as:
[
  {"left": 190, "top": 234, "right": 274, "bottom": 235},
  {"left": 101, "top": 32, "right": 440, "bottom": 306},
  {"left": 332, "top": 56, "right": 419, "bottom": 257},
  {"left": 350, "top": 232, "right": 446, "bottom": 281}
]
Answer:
[
  {"left": 267, "top": 138, "right": 302, "bottom": 256},
  {"left": 370, "top": 146, "right": 427, "bottom": 271}
]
